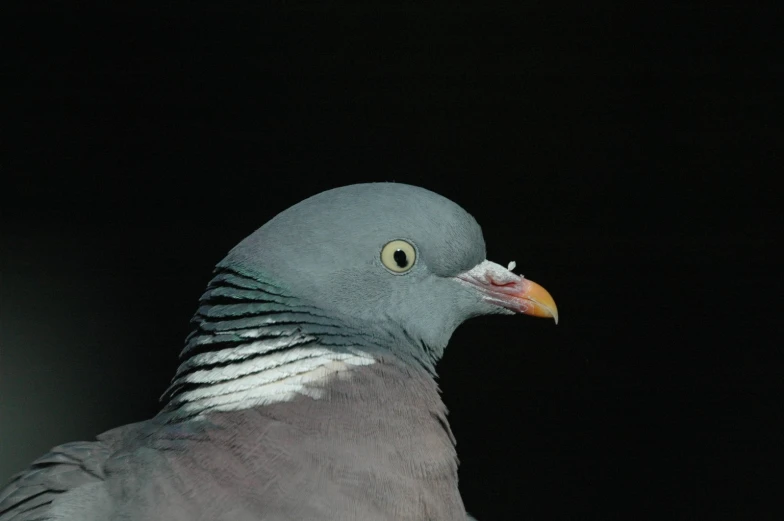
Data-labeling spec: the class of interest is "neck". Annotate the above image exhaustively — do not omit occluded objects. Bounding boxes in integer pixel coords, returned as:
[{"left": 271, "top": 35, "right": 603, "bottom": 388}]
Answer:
[{"left": 160, "top": 267, "right": 399, "bottom": 421}]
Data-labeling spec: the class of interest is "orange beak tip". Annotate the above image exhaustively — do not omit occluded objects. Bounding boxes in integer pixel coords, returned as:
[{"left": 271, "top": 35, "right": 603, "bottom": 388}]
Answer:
[{"left": 520, "top": 279, "right": 559, "bottom": 325}]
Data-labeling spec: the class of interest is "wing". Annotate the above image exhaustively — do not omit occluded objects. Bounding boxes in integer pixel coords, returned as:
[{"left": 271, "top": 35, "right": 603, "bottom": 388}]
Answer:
[{"left": 0, "top": 441, "right": 110, "bottom": 521}]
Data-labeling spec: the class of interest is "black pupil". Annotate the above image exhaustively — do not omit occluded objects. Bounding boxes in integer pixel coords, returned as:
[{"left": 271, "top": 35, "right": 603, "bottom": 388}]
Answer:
[{"left": 393, "top": 249, "right": 408, "bottom": 268}]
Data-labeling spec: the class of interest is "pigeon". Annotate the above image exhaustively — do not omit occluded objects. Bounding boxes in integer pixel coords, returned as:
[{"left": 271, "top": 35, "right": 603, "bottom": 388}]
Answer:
[{"left": 0, "top": 182, "right": 557, "bottom": 521}]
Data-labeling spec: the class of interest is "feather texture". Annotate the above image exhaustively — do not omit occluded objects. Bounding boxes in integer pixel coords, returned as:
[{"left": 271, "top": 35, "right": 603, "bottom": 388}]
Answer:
[
  {"left": 0, "top": 442, "right": 110, "bottom": 521},
  {"left": 161, "top": 267, "right": 377, "bottom": 419}
]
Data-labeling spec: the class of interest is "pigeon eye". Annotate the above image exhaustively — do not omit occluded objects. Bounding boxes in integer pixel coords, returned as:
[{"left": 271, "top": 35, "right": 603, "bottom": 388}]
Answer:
[{"left": 380, "top": 240, "right": 416, "bottom": 273}]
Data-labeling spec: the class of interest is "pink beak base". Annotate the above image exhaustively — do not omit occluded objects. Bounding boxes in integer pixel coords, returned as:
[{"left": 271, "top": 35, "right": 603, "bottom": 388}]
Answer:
[{"left": 455, "top": 260, "right": 559, "bottom": 324}]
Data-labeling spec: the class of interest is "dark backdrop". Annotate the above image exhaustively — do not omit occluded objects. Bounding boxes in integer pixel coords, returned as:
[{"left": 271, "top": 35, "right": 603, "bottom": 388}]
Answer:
[{"left": 1, "top": 2, "right": 779, "bottom": 520}]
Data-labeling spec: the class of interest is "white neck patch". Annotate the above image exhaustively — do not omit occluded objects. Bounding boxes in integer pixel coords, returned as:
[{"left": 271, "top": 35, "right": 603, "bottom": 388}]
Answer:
[{"left": 168, "top": 334, "right": 375, "bottom": 418}]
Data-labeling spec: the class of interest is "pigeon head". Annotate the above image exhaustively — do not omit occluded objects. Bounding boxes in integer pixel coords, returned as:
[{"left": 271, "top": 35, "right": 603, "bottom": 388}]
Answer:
[{"left": 219, "top": 182, "right": 557, "bottom": 369}]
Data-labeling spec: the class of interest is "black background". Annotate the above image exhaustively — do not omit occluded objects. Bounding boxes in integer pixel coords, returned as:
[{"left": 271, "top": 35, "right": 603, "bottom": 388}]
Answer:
[{"left": 1, "top": 2, "right": 780, "bottom": 520}]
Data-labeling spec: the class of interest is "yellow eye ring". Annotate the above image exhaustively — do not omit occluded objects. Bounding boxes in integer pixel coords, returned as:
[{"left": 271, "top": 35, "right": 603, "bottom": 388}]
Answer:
[{"left": 380, "top": 240, "right": 417, "bottom": 273}]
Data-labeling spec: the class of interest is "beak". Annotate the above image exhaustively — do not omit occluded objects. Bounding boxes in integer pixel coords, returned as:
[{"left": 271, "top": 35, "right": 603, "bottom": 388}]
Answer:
[{"left": 454, "top": 260, "right": 559, "bottom": 324}]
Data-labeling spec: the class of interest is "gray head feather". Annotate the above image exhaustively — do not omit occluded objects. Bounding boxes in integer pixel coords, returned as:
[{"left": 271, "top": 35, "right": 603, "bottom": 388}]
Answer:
[{"left": 219, "top": 182, "right": 497, "bottom": 370}]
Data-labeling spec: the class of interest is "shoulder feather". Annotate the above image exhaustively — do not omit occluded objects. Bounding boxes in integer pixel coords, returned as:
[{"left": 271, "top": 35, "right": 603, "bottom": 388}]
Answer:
[{"left": 0, "top": 441, "right": 110, "bottom": 521}]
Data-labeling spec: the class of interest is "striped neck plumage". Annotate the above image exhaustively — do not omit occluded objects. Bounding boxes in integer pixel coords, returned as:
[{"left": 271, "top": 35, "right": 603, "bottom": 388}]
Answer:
[{"left": 159, "top": 267, "right": 377, "bottom": 420}]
